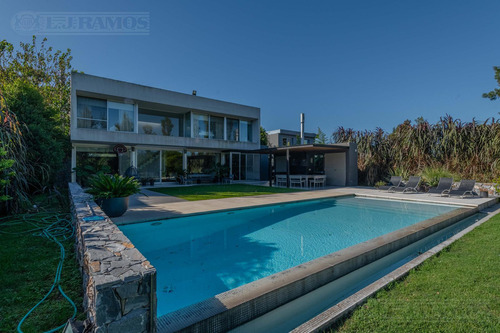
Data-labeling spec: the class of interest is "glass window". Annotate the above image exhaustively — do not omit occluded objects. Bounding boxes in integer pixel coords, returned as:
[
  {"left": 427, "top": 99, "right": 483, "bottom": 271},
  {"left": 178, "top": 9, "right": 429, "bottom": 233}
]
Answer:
[
  {"left": 137, "top": 150, "right": 160, "bottom": 181},
  {"left": 210, "top": 116, "right": 224, "bottom": 140},
  {"left": 193, "top": 114, "right": 209, "bottom": 138},
  {"left": 162, "top": 150, "right": 183, "bottom": 180},
  {"left": 184, "top": 112, "right": 191, "bottom": 138},
  {"left": 108, "top": 101, "right": 134, "bottom": 132},
  {"left": 77, "top": 97, "right": 107, "bottom": 130},
  {"left": 282, "top": 137, "right": 288, "bottom": 146},
  {"left": 226, "top": 118, "right": 239, "bottom": 141},
  {"left": 187, "top": 151, "right": 220, "bottom": 174},
  {"left": 138, "top": 109, "right": 183, "bottom": 136}
]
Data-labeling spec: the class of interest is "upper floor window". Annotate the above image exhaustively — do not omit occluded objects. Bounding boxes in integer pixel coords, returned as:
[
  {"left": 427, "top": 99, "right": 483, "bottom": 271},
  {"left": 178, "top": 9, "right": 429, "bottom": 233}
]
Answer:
[
  {"left": 226, "top": 118, "right": 239, "bottom": 141},
  {"left": 108, "top": 102, "right": 134, "bottom": 132},
  {"left": 193, "top": 114, "right": 209, "bottom": 138},
  {"left": 77, "top": 97, "right": 107, "bottom": 130},
  {"left": 240, "top": 120, "right": 253, "bottom": 142},
  {"left": 282, "top": 137, "right": 288, "bottom": 146},
  {"left": 209, "top": 116, "right": 224, "bottom": 140},
  {"left": 138, "top": 108, "right": 184, "bottom": 136},
  {"left": 77, "top": 97, "right": 134, "bottom": 132}
]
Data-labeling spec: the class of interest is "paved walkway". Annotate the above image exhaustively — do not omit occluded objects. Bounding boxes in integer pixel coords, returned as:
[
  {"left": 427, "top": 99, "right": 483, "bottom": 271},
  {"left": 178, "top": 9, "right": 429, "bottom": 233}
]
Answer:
[{"left": 111, "top": 186, "right": 498, "bottom": 225}]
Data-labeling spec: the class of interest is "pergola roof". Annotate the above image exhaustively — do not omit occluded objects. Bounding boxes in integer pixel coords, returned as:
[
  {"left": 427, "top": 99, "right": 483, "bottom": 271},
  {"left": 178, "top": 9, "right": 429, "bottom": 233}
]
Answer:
[{"left": 242, "top": 143, "right": 350, "bottom": 155}]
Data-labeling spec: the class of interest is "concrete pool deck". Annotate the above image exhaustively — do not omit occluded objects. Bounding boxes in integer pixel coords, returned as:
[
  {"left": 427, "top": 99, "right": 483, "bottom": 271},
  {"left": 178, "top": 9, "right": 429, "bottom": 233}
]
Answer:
[{"left": 112, "top": 186, "right": 497, "bottom": 225}]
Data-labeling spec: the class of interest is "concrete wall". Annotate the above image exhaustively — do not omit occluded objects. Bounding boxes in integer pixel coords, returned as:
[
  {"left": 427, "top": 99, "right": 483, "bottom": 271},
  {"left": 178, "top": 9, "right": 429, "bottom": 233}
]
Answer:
[
  {"left": 325, "top": 153, "right": 346, "bottom": 186},
  {"left": 69, "top": 183, "right": 157, "bottom": 333},
  {"left": 346, "top": 142, "right": 358, "bottom": 186},
  {"left": 71, "top": 128, "right": 259, "bottom": 151}
]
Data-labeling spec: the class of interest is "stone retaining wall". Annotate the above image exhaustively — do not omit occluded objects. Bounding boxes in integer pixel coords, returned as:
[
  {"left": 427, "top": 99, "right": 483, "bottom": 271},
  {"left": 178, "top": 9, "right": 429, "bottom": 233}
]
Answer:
[{"left": 68, "top": 182, "right": 157, "bottom": 333}]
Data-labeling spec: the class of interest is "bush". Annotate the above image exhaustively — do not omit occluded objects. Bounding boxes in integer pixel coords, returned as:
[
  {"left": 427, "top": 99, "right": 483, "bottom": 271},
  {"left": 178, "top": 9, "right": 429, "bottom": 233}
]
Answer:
[
  {"left": 85, "top": 174, "right": 142, "bottom": 199},
  {"left": 420, "top": 166, "right": 456, "bottom": 187},
  {"left": 4, "top": 81, "right": 67, "bottom": 186}
]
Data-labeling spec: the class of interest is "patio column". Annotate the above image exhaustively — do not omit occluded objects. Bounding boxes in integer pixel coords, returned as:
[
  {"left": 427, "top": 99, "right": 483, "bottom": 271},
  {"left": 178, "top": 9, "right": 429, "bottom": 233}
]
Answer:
[
  {"left": 182, "top": 149, "right": 188, "bottom": 171},
  {"left": 71, "top": 146, "right": 76, "bottom": 182},
  {"left": 268, "top": 153, "right": 273, "bottom": 187},
  {"left": 286, "top": 148, "right": 290, "bottom": 188}
]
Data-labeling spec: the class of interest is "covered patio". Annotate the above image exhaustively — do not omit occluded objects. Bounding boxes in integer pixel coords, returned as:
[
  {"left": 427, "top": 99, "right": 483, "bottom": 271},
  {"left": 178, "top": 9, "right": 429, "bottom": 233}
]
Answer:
[{"left": 254, "top": 143, "right": 358, "bottom": 188}]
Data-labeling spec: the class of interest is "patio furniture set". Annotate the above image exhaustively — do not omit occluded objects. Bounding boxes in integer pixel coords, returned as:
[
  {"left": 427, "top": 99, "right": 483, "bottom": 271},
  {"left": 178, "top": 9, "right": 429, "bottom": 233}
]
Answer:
[
  {"left": 275, "top": 174, "right": 326, "bottom": 188},
  {"left": 379, "top": 176, "right": 477, "bottom": 198}
]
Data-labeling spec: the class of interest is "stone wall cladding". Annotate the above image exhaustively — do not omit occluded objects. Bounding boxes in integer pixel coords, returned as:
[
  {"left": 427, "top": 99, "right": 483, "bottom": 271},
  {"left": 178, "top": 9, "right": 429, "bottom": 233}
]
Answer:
[{"left": 68, "top": 182, "right": 157, "bottom": 333}]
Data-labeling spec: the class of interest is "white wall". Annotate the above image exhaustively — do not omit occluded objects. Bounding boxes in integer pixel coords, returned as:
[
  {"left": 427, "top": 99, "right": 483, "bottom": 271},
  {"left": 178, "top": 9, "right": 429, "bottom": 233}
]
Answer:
[{"left": 325, "top": 152, "right": 346, "bottom": 186}]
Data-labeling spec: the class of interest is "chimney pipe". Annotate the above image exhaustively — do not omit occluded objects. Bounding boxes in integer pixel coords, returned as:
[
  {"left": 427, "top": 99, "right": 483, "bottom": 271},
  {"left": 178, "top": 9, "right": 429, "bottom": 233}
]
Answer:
[
  {"left": 192, "top": 90, "right": 197, "bottom": 96},
  {"left": 300, "top": 113, "right": 305, "bottom": 145}
]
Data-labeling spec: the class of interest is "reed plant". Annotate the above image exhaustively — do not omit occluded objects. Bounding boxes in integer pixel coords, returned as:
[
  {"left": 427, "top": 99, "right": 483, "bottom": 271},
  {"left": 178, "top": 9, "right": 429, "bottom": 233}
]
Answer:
[{"left": 333, "top": 116, "right": 500, "bottom": 185}]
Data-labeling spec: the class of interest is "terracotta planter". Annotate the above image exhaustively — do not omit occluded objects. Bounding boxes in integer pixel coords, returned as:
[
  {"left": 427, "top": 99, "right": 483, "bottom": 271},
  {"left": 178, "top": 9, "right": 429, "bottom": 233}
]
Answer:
[{"left": 99, "top": 197, "right": 130, "bottom": 217}]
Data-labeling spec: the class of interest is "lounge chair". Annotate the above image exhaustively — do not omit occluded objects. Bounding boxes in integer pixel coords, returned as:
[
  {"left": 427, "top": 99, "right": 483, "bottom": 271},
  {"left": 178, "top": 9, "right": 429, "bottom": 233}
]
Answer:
[
  {"left": 378, "top": 176, "right": 403, "bottom": 190},
  {"left": 442, "top": 179, "right": 476, "bottom": 198},
  {"left": 388, "top": 176, "right": 421, "bottom": 193},
  {"left": 427, "top": 177, "right": 453, "bottom": 196}
]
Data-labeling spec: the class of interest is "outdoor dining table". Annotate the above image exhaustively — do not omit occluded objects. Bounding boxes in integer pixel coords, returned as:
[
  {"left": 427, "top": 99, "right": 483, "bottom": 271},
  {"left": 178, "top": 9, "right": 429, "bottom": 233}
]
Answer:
[{"left": 280, "top": 174, "right": 326, "bottom": 188}]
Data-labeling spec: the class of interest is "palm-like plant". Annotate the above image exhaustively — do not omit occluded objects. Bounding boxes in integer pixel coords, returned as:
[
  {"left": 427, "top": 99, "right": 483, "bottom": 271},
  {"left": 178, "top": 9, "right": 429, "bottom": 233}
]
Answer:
[{"left": 85, "top": 174, "right": 142, "bottom": 199}]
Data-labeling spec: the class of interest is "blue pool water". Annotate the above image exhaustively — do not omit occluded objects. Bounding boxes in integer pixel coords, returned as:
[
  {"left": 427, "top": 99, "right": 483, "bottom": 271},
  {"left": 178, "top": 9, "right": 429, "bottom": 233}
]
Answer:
[{"left": 118, "top": 196, "right": 459, "bottom": 316}]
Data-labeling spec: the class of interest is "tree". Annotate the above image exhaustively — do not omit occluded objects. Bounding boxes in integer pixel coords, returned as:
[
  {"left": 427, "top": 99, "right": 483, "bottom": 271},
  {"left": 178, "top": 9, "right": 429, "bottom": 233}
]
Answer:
[
  {"left": 482, "top": 66, "right": 500, "bottom": 100},
  {"left": 260, "top": 126, "right": 269, "bottom": 146},
  {"left": 0, "top": 36, "right": 73, "bottom": 189},
  {"left": 0, "top": 36, "right": 73, "bottom": 134},
  {"left": 315, "top": 127, "right": 329, "bottom": 144},
  {"left": 4, "top": 81, "right": 65, "bottom": 185}
]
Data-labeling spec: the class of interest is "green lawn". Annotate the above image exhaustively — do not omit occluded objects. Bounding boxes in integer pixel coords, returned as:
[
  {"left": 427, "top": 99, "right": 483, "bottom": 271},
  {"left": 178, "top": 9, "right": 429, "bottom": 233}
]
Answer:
[
  {"left": 331, "top": 212, "right": 500, "bottom": 333},
  {"left": 150, "top": 184, "right": 302, "bottom": 201},
  {"left": 0, "top": 196, "right": 84, "bottom": 332}
]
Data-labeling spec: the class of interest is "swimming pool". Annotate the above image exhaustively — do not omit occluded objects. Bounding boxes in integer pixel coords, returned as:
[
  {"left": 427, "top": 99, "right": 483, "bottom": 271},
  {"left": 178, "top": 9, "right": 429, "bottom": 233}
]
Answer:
[{"left": 118, "top": 196, "right": 461, "bottom": 318}]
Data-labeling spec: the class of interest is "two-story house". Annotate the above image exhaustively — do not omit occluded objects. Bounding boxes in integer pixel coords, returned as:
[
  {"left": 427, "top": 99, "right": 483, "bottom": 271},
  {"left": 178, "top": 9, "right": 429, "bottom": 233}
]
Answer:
[{"left": 70, "top": 73, "right": 261, "bottom": 183}]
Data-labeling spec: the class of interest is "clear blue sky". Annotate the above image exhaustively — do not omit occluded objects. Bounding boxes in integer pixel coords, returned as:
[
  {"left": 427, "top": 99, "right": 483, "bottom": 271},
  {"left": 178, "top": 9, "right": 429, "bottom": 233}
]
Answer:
[{"left": 1, "top": 0, "right": 499, "bottom": 136}]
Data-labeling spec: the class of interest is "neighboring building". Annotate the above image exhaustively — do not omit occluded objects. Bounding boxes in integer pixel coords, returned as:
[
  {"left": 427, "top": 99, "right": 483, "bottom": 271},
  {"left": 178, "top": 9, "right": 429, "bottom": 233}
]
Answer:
[
  {"left": 266, "top": 129, "right": 316, "bottom": 147},
  {"left": 70, "top": 73, "right": 261, "bottom": 183}
]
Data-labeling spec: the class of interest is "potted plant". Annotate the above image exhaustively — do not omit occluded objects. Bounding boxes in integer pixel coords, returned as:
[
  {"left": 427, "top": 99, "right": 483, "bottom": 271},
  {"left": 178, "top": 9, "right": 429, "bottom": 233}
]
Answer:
[
  {"left": 148, "top": 177, "right": 155, "bottom": 186},
  {"left": 86, "top": 174, "right": 143, "bottom": 217}
]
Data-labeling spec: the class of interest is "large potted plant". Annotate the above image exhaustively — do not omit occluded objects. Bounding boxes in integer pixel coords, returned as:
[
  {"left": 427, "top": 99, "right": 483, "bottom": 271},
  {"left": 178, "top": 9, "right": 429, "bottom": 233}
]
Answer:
[{"left": 86, "top": 174, "right": 142, "bottom": 217}]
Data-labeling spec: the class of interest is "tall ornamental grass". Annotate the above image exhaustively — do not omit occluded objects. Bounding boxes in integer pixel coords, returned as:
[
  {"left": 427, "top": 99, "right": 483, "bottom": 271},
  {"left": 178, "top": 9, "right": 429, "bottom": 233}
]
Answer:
[{"left": 333, "top": 116, "right": 500, "bottom": 185}]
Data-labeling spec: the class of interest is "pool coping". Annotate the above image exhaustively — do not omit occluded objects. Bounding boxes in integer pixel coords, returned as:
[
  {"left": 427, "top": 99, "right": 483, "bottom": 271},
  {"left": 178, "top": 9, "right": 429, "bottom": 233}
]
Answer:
[
  {"left": 113, "top": 187, "right": 495, "bottom": 225},
  {"left": 291, "top": 201, "right": 500, "bottom": 333},
  {"left": 156, "top": 199, "right": 496, "bottom": 332}
]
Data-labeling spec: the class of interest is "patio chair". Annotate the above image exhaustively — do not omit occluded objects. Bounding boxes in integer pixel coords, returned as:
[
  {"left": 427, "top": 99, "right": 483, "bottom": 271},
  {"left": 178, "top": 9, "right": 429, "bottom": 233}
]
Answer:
[
  {"left": 223, "top": 174, "right": 234, "bottom": 184},
  {"left": 427, "top": 177, "right": 453, "bottom": 196},
  {"left": 290, "top": 175, "right": 305, "bottom": 188},
  {"left": 276, "top": 175, "right": 287, "bottom": 187},
  {"left": 180, "top": 175, "right": 193, "bottom": 185},
  {"left": 309, "top": 175, "right": 326, "bottom": 188},
  {"left": 378, "top": 176, "right": 402, "bottom": 191},
  {"left": 442, "top": 179, "right": 476, "bottom": 198},
  {"left": 388, "top": 176, "right": 421, "bottom": 193}
]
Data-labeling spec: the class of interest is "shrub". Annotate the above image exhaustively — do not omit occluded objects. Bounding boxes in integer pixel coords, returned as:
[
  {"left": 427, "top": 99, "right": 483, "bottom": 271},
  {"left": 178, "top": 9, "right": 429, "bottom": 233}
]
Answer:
[
  {"left": 420, "top": 166, "right": 456, "bottom": 187},
  {"left": 0, "top": 147, "right": 15, "bottom": 202}
]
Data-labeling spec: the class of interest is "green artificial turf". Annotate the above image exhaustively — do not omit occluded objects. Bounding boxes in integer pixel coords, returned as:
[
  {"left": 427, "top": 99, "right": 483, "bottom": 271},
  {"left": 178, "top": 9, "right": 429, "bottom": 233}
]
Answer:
[
  {"left": 0, "top": 195, "right": 84, "bottom": 332},
  {"left": 331, "top": 212, "right": 500, "bottom": 333},
  {"left": 150, "top": 184, "right": 302, "bottom": 201}
]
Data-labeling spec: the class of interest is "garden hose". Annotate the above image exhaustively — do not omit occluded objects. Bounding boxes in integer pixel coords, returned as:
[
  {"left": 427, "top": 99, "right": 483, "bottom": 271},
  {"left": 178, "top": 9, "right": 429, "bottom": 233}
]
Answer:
[{"left": 0, "top": 211, "right": 78, "bottom": 333}]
